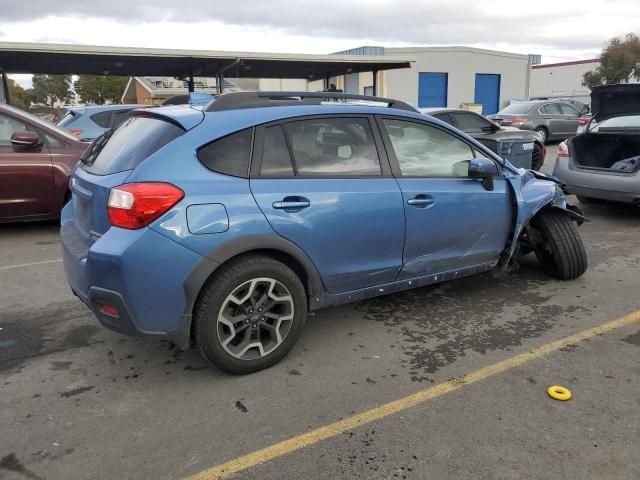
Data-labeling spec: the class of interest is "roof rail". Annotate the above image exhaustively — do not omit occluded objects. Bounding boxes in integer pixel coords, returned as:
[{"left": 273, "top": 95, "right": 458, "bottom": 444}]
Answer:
[{"left": 205, "top": 91, "right": 419, "bottom": 113}]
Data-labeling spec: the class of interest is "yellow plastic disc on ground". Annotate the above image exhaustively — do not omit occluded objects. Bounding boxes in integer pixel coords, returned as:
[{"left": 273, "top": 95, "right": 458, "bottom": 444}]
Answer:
[{"left": 547, "top": 385, "right": 572, "bottom": 401}]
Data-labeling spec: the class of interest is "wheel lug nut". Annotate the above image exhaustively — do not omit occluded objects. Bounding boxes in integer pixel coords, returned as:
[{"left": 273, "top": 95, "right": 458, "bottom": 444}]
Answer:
[{"left": 258, "top": 307, "right": 263, "bottom": 312}]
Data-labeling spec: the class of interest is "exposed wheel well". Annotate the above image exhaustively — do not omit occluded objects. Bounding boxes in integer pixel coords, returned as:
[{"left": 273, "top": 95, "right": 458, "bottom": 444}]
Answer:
[{"left": 189, "top": 249, "right": 314, "bottom": 344}]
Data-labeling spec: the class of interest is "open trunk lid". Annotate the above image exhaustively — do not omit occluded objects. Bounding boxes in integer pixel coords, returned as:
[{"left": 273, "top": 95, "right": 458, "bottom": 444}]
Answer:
[{"left": 591, "top": 84, "right": 640, "bottom": 121}]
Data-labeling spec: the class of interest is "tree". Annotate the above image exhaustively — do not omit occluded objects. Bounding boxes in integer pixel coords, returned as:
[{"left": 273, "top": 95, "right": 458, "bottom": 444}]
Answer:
[
  {"left": 583, "top": 33, "right": 640, "bottom": 88},
  {"left": 74, "top": 76, "right": 129, "bottom": 105},
  {"left": 28, "top": 74, "right": 73, "bottom": 106},
  {"left": 6, "top": 78, "right": 33, "bottom": 109}
]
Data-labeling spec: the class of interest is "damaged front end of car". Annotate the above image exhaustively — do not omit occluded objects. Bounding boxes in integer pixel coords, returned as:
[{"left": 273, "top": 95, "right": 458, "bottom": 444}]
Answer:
[{"left": 498, "top": 168, "right": 587, "bottom": 270}]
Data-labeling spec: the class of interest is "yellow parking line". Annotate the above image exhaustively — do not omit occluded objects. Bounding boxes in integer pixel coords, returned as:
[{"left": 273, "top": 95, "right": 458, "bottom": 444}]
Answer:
[
  {"left": 186, "top": 309, "right": 640, "bottom": 480},
  {"left": 0, "top": 258, "right": 62, "bottom": 271}
]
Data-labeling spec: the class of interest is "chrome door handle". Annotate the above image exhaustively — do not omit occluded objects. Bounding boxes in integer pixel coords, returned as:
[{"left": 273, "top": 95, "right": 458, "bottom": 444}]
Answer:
[
  {"left": 272, "top": 197, "right": 311, "bottom": 210},
  {"left": 272, "top": 201, "right": 310, "bottom": 209},
  {"left": 407, "top": 196, "right": 434, "bottom": 207}
]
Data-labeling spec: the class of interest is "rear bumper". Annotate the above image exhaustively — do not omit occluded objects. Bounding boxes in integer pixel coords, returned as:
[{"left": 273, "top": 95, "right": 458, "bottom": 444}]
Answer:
[
  {"left": 553, "top": 157, "right": 640, "bottom": 204},
  {"left": 61, "top": 202, "right": 217, "bottom": 348}
]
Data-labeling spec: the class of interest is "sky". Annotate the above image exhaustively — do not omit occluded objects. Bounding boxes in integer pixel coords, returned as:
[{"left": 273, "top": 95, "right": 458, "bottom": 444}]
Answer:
[{"left": 2, "top": 0, "right": 637, "bottom": 89}]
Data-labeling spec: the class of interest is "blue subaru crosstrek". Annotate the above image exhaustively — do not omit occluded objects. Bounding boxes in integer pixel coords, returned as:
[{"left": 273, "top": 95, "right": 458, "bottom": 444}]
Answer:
[{"left": 61, "top": 91, "right": 587, "bottom": 374}]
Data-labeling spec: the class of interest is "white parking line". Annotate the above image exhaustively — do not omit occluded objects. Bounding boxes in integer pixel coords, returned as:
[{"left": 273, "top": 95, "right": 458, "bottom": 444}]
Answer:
[{"left": 0, "top": 259, "right": 63, "bottom": 271}]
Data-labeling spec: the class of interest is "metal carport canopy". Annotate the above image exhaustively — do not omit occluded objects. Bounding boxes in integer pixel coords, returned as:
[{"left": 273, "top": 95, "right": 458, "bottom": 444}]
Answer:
[{"left": 0, "top": 42, "right": 412, "bottom": 80}]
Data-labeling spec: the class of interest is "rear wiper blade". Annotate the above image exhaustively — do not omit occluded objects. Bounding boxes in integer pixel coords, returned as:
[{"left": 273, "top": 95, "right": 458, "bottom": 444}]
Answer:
[{"left": 81, "top": 128, "right": 115, "bottom": 166}]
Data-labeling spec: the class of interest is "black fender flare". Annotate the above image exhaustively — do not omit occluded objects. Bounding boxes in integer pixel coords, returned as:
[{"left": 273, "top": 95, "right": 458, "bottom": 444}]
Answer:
[{"left": 183, "top": 234, "right": 325, "bottom": 318}]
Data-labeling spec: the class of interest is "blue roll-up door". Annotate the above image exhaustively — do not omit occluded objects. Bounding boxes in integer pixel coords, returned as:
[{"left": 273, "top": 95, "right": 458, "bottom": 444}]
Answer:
[
  {"left": 418, "top": 72, "right": 448, "bottom": 108},
  {"left": 474, "top": 74, "right": 501, "bottom": 115}
]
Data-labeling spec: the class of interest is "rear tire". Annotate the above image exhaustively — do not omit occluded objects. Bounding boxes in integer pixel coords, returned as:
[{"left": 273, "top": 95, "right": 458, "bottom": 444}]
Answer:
[
  {"left": 532, "top": 210, "right": 587, "bottom": 280},
  {"left": 194, "top": 255, "right": 307, "bottom": 374},
  {"left": 535, "top": 127, "right": 548, "bottom": 144}
]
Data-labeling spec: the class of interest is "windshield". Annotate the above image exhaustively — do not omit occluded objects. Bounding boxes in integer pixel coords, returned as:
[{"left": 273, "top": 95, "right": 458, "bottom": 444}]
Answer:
[
  {"left": 497, "top": 103, "right": 534, "bottom": 115},
  {"left": 2, "top": 104, "right": 80, "bottom": 141},
  {"left": 592, "top": 115, "right": 640, "bottom": 132}
]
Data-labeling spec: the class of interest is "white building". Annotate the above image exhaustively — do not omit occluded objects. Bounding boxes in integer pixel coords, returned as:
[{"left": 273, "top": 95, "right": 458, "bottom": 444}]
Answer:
[
  {"left": 121, "top": 45, "right": 535, "bottom": 115},
  {"left": 327, "top": 46, "right": 532, "bottom": 115},
  {"left": 530, "top": 59, "right": 599, "bottom": 102},
  {"left": 384, "top": 46, "right": 531, "bottom": 114}
]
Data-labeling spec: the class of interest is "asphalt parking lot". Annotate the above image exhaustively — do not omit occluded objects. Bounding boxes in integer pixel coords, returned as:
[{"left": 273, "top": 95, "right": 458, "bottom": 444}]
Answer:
[{"left": 2, "top": 144, "right": 640, "bottom": 480}]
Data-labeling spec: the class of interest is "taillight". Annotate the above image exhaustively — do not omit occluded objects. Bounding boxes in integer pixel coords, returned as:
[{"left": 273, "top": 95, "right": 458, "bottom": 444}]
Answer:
[
  {"left": 558, "top": 142, "right": 569, "bottom": 158},
  {"left": 510, "top": 117, "right": 528, "bottom": 126},
  {"left": 68, "top": 129, "right": 83, "bottom": 135},
  {"left": 578, "top": 116, "right": 590, "bottom": 126},
  {"left": 107, "top": 182, "right": 184, "bottom": 229}
]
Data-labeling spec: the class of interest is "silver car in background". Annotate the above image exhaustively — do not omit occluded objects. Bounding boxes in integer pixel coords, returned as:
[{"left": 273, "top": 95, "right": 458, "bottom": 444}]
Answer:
[
  {"left": 553, "top": 84, "right": 640, "bottom": 206},
  {"left": 488, "top": 100, "right": 582, "bottom": 144}
]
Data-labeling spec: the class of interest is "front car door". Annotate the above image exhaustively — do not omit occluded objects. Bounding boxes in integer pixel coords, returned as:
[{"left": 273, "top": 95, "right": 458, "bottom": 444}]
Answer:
[
  {"left": 0, "top": 112, "right": 53, "bottom": 220},
  {"left": 377, "top": 116, "right": 512, "bottom": 279},
  {"left": 250, "top": 115, "right": 405, "bottom": 293}
]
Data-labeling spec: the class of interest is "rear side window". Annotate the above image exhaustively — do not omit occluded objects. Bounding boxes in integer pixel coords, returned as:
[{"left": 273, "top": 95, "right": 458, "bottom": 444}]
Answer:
[
  {"left": 90, "top": 111, "right": 112, "bottom": 128},
  {"left": 284, "top": 117, "right": 381, "bottom": 176},
  {"left": 81, "top": 116, "right": 184, "bottom": 175},
  {"left": 198, "top": 128, "right": 252, "bottom": 178}
]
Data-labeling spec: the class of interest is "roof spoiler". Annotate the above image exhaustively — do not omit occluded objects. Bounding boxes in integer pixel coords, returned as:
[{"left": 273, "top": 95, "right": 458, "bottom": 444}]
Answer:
[{"left": 205, "top": 91, "right": 419, "bottom": 113}]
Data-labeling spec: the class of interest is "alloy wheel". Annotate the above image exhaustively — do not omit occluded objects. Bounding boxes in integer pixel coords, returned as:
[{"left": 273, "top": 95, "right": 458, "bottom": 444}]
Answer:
[{"left": 216, "top": 277, "right": 294, "bottom": 360}]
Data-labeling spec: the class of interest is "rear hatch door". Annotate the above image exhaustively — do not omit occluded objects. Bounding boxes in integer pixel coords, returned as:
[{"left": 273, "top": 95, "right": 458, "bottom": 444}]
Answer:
[{"left": 66, "top": 109, "right": 200, "bottom": 254}]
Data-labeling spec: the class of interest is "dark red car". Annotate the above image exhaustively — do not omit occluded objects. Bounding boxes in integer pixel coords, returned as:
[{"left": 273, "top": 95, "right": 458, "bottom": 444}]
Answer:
[{"left": 0, "top": 104, "right": 88, "bottom": 222}]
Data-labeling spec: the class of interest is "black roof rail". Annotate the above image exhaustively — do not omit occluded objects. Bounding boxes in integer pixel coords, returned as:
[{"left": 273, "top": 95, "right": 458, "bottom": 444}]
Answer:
[{"left": 205, "top": 91, "right": 419, "bottom": 113}]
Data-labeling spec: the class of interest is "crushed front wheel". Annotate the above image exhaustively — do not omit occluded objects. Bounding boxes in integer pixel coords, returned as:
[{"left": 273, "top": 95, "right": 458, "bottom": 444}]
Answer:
[{"left": 532, "top": 210, "right": 587, "bottom": 280}]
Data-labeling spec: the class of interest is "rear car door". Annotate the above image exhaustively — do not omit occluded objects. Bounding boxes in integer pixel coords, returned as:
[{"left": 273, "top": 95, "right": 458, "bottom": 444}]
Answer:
[
  {"left": 250, "top": 116, "right": 405, "bottom": 293},
  {"left": 557, "top": 103, "right": 581, "bottom": 136},
  {"left": 378, "top": 116, "right": 512, "bottom": 278},
  {"left": 538, "top": 103, "right": 564, "bottom": 138},
  {"left": 0, "top": 112, "right": 53, "bottom": 219}
]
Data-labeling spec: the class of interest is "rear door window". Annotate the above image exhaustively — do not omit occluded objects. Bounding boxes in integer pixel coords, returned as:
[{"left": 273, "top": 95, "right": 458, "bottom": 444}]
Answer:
[
  {"left": 284, "top": 117, "right": 381, "bottom": 176},
  {"left": 432, "top": 113, "right": 455, "bottom": 126},
  {"left": 558, "top": 103, "right": 580, "bottom": 117},
  {"left": 539, "top": 104, "right": 561, "bottom": 115},
  {"left": 81, "top": 116, "right": 184, "bottom": 175},
  {"left": 197, "top": 128, "right": 252, "bottom": 178},
  {"left": 452, "top": 112, "right": 494, "bottom": 133}
]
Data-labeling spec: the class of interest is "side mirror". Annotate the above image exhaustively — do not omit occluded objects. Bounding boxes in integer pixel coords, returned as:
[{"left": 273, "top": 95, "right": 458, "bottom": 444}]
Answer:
[
  {"left": 11, "top": 131, "right": 42, "bottom": 149},
  {"left": 468, "top": 157, "right": 498, "bottom": 191}
]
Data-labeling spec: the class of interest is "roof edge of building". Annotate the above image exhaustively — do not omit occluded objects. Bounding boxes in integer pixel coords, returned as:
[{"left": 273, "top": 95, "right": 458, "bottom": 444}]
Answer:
[
  {"left": 532, "top": 58, "right": 600, "bottom": 69},
  {"left": 384, "top": 46, "right": 529, "bottom": 59}
]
